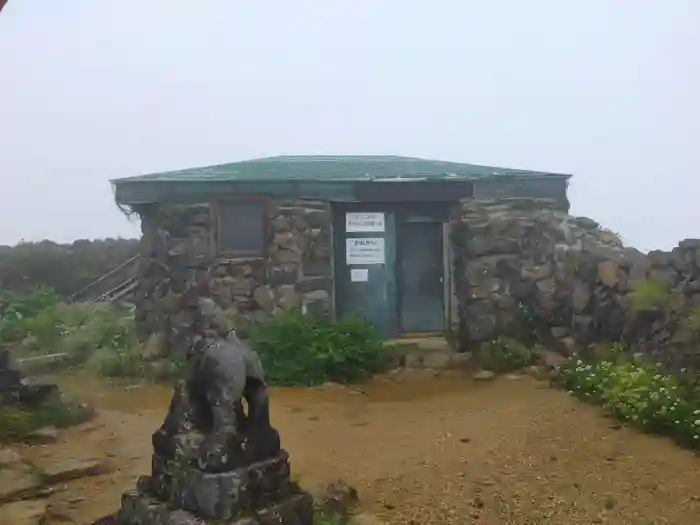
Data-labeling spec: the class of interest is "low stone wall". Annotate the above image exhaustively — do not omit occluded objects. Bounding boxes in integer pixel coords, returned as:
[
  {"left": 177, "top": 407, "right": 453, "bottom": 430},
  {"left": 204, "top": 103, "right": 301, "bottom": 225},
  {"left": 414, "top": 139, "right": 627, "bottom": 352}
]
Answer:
[
  {"left": 134, "top": 199, "right": 332, "bottom": 359},
  {"left": 452, "top": 197, "right": 700, "bottom": 374}
]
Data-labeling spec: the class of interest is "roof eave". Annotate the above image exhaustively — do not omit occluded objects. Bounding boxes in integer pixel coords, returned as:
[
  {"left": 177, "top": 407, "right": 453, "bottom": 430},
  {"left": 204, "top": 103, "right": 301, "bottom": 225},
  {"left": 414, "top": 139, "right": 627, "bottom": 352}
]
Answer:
[{"left": 110, "top": 172, "right": 572, "bottom": 185}]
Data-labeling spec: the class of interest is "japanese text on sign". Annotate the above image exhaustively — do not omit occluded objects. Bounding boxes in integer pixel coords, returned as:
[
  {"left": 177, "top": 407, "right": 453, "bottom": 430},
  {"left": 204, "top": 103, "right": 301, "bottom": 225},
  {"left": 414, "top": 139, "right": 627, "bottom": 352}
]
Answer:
[
  {"left": 345, "top": 238, "right": 385, "bottom": 265},
  {"left": 345, "top": 212, "right": 385, "bottom": 233}
]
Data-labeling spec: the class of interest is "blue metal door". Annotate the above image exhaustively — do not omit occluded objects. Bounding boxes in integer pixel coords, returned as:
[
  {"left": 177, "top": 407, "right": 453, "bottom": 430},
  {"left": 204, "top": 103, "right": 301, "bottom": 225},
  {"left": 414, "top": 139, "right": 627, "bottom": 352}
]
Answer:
[
  {"left": 397, "top": 221, "right": 444, "bottom": 333},
  {"left": 332, "top": 206, "right": 397, "bottom": 338}
]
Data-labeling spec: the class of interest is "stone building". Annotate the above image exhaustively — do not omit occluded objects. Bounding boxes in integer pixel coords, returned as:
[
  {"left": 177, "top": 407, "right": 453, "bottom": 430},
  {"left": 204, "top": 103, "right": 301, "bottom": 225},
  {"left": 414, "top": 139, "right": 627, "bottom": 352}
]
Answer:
[{"left": 113, "top": 154, "right": 580, "bottom": 356}]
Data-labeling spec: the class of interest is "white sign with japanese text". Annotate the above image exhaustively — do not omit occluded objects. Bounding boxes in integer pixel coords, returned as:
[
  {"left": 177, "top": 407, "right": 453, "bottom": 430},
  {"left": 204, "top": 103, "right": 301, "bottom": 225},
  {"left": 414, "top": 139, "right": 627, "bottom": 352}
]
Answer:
[
  {"left": 345, "top": 212, "right": 385, "bottom": 233},
  {"left": 345, "top": 238, "right": 385, "bottom": 265}
]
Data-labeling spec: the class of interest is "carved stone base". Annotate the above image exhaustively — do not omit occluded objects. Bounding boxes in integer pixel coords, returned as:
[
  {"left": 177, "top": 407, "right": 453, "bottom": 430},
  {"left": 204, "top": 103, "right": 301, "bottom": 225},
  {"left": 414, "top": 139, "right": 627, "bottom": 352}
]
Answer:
[
  {"left": 108, "top": 491, "right": 313, "bottom": 525},
  {"left": 148, "top": 451, "right": 293, "bottom": 519},
  {"left": 96, "top": 452, "right": 313, "bottom": 525}
]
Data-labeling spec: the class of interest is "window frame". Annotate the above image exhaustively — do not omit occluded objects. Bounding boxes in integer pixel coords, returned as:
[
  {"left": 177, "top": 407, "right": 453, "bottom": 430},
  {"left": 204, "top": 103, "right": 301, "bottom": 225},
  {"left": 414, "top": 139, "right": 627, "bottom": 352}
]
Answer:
[{"left": 213, "top": 197, "right": 269, "bottom": 257}]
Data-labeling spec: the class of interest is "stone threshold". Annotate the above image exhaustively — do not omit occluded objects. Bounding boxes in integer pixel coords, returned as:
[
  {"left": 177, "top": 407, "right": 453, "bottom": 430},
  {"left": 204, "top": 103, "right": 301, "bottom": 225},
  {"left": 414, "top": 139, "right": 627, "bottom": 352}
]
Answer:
[{"left": 384, "top": 336, "right": 471, "bottom": 370}]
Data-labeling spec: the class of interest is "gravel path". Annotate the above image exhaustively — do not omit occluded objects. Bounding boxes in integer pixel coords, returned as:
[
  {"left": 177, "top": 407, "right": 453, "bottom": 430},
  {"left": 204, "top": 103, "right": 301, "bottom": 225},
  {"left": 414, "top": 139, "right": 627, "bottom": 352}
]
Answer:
[{"left": 24, "top": 371, "right": 700, "bottom": 524}]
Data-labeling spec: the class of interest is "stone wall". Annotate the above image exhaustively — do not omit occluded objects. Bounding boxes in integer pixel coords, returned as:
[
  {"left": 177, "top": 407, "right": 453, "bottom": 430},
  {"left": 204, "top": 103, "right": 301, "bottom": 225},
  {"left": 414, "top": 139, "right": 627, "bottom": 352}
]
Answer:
[
  {"left": 134, "top": 199, "right": 332, "bottom": 359},
  {"left": 452, "top": 197, "right": 700, "bottom": 374}
]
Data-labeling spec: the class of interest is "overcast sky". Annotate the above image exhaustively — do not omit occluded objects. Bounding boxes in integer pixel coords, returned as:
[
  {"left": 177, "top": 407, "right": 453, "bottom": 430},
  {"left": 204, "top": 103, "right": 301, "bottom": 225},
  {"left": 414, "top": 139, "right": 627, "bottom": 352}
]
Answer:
[{"left": 0, "top": 1, "right": 697, "bottom": 252}]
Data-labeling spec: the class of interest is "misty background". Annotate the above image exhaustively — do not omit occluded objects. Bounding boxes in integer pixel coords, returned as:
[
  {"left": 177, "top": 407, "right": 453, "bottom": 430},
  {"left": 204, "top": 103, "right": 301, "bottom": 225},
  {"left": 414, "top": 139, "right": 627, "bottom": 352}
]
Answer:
[{"left": 0, "top": 1, "right": 696, "bottom": 253}]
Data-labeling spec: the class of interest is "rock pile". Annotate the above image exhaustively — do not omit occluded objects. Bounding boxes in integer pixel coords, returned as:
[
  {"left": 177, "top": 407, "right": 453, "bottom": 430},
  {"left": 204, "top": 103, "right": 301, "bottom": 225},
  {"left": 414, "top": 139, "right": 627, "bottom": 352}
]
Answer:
[{"left": 454, "top": 197, "right": 700, "bottom": 373}]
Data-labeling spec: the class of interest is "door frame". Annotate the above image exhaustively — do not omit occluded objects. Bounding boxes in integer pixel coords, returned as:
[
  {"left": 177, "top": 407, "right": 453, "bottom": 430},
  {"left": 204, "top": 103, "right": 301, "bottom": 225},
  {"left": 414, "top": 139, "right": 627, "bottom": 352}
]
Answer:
[
  {"left": 395, "top": 217, "right": 446, "bottom": 335},
  {"left": 330, "top": 201, "right": 452, "bottom": 338},
  {"left": 331, "top": 202, "right": 399, "bottom": 338}
]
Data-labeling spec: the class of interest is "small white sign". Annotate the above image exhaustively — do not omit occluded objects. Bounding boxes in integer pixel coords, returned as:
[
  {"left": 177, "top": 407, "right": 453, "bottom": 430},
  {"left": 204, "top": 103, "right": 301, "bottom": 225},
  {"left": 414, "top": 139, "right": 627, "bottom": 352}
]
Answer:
[
  {"left": 346, "top": 212, "right": 385, "bottom": 233},
  {"left": 346, "top": 237, "right": 385, "bottom": 265},
  {"left": 350, "top": 268, "right": 369, "bottom": 282}
]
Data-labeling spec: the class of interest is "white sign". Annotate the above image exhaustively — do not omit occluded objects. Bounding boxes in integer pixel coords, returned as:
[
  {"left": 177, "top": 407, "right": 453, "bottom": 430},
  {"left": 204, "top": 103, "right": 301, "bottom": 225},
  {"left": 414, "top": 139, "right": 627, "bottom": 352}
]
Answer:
[
  {"left": 346, "top": 212, "right": 385, "bottom": 233},
  {"left": 350, "top": 268, "right": 369, "bottom": 282},
  {"left": 346, "top": 238, "right": 385, "bottom": 265}
]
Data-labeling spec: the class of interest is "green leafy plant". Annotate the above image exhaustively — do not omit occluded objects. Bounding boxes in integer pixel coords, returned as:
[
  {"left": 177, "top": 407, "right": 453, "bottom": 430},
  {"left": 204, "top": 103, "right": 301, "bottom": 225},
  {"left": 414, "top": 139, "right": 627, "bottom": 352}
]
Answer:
[
  {"left": 552, "top": 355, "right": 700, "bottom": 449},
  {"left": 479, "top": 336, "right": 533, "bottom": 373},
  {"left": 513, "top": 302, "right": 538, "bottom": 345},
  {"left": 683, "top": 307, "right": 700, "bottom": 333},
  {"left": 314, "top": 511, "right": 344, "bottom": 525},
  {"left": 588, "top": 341, "right": 625, "bottom": 364},
  {"left": 248, "top": 311, "right": 387, "bottom": 386},
  {"left": 627, "top": 279, "right": 676, "bottom": 313},
  {"left": 0, "top": 286, "right": 61, "bottom": 343},
  {"left": 0, "top": 398, "right": 93, "bottom": 442}
]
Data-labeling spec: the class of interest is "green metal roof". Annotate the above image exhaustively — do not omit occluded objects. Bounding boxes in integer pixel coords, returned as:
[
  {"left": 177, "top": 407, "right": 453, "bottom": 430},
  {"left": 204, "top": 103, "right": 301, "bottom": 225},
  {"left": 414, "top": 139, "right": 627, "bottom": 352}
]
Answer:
[{"left": 112, "top": 155, "right": 571, "bottom": 184}]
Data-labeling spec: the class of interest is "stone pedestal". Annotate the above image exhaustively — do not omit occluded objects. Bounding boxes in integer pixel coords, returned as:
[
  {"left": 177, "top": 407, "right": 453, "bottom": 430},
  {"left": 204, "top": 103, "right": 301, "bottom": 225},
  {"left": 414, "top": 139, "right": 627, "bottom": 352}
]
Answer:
[
  {"left": 0, "top": 348, "right": 60, "bottom": 407},
  {"left": 96, "top": 381, "right": 314, "bottom": 525}
]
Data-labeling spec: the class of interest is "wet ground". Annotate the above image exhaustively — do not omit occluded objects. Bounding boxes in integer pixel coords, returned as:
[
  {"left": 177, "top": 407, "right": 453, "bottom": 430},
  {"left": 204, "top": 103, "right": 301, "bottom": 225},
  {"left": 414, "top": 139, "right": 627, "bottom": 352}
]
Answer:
[{"left": 12, "top": 370, "right": 700, "bottom": 524}]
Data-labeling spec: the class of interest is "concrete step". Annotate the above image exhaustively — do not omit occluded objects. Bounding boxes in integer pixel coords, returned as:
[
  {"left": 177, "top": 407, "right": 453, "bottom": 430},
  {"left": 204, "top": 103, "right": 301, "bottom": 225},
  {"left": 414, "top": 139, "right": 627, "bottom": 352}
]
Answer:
[{"left": 384, "top": 337, "right": 472, "bottom": 370}]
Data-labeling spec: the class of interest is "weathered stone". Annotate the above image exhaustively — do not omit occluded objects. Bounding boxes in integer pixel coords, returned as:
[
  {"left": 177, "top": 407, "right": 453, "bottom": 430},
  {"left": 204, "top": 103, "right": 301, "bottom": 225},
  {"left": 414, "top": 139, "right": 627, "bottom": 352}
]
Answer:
[
  {"left": 598, "top": 259, "right": 620, "bottom": 288},
  {"left": 0, "top": 499, "right": 47, "bottom": 525},
  {"left": 404, "top": 352, "right": 422, "bottom": 369},
  {"left": 304, "top": 209, "right": 328, "bottom": 229},
  {"left": 0, "top": 448, "right": 21, "bottom": 467},
  {"left": 270, "top": 215, "right": 291, "bottom": 233},
  {"left": 295, "top": 277, "right": 332, "bottom": 294},
  {"left": 0, "top": 459, "right": 42, "bottom": 502},
  {"left": 142, "top": 332, "right": 167, "bottom": 360},
  {"left": 277, "top": 286, "right": 301, "bottom": 311},
  {"left": 572, "top": 281, "right": 592, "bottom": 313},
  {"left": 268, "top": 264, "right": 300, "bottom": 287},
  {"left": 521, "top": 260, "right": 554, "bottom": 281},
  {"left": 99, "top": 293, "right": 313, "bottom": 524},
  {"left": 451, "top": 351, "right": 473, "bottom": 369},
  {"left": 317, "top": 480, "right": 359, "bottom": 517},
  {"left": 648, "top": 268, "right": 677, "bottom": 288},
  {"left": 26, "top": 425, "right": 59, "bottom": 444},
  {"left": 648, "top": 250, "right": 670, "bottom": 268},
  {"left": 525, "top": 365, "right": 549, "bottom": 381},
  {"left": 38, "top": 458, "right": 109, "bottom": 484},
  {"left": 473, "top": 370, "right": 495, "bottom": 381},
  {"left": 572, "top": 216, "right": 599, "bottom": 230},
  {"left": 556, "top": 336, "right": 578, "bottom": 355},
  {"left": 272, "top": 248, "right": 303, "bottom": 265},
  {"left": 467, "top": 236, "right": 519, "bottom": 257},
  {"left": 535, "top": 277, "right": 556, "bottom": 295},
  {"left": 273, "top": 232, "right": 296, "bottom": 250},
  {"left": 550, "top": 326, "right": 570, "bottom": 339},
  {"left": 534, "top": 348, "right": 566, "bottom": 370},
  {"left": 422, "top": 352, "right": 452, "bottom": 370},
  {"left": 302, "top": 290, "right": 329, "bottom": 316},
  {"left": 253, "top": 286, "right": 276, "bottom": 313}
]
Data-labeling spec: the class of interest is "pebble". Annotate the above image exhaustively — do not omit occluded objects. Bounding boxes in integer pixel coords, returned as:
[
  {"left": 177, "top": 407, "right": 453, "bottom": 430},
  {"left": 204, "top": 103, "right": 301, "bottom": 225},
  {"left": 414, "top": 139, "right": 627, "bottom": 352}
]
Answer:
[{"left": 473, "top": 370, "right": 495, "bottom": 381}]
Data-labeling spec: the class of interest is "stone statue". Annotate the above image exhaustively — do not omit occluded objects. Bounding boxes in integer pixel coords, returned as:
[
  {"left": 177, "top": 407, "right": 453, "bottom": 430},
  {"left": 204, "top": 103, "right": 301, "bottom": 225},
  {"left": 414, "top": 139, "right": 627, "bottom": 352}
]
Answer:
[
  {"left": 95, "top": 287, "right": 313, "bottom": 524},
  {"left": 184, "top": 297, "right": 281, "bottom": 471}
]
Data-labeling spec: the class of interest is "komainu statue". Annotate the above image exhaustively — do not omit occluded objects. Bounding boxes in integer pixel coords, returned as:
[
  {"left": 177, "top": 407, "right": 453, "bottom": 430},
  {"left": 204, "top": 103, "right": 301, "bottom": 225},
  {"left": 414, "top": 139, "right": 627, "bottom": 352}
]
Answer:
[{"left": 95, "top": 295, "right": 314, "bottom": 525}]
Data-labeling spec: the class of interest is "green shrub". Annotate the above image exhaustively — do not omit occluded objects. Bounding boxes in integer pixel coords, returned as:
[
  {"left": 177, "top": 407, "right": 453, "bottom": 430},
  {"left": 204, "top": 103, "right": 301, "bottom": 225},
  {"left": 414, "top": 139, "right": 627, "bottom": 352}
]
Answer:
[
  {"left": 683, "top": 307, "right": 700, "bottom": 333},
  {"left": 627, "top": 279, "right": 676, "bottom": 313},
  {"left": 2, "top": 296, "right": 139, "bottom": 362},
  {"left": 314, "top": 511, "right": 343, "bottom": 525},
  {"left": 588, "top": 341, "right": 625, "bottom": 364},
  {"left": 479, "top": 336, "right": 533, "bottom": 373},
  {"left": 248, "top": 311, "right": 387, "bottom": 386},
  {"left": 552, "top": 356, "right": 700, "bottom": 448},
  {"left": 0, "top": 287, "right": 61, "bottom": 343},
  {"left": 0, "top": 398, "right": 93, "bottom": 442}
]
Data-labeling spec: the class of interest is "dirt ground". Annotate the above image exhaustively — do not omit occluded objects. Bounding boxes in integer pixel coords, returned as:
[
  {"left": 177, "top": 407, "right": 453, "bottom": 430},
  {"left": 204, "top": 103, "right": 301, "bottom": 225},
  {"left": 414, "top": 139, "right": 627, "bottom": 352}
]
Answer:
[{"left": 9, "top": 370, "right": 700, "bottom": 525}]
